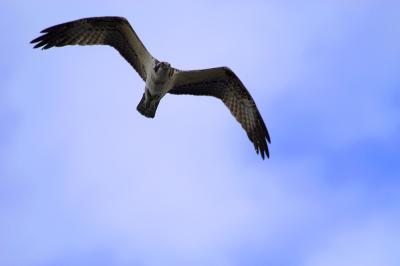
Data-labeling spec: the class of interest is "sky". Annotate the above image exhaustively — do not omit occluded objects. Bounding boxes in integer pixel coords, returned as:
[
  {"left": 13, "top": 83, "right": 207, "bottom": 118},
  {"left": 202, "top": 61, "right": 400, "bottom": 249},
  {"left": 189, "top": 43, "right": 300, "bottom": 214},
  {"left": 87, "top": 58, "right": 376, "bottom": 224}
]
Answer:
[{"left": 1, "top": 0, "right": 399, "bottom": 265}]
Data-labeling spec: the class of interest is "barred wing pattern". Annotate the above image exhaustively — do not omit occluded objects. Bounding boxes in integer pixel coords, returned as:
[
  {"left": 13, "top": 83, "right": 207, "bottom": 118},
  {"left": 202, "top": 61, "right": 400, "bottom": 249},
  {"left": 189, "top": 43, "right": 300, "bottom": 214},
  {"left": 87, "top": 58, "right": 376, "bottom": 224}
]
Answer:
[
  {"left": 169, "top": 67, "right": 270, "bottom": 159},
  {"left": 31, "top": 16, "right": 154, "bottom": 81}
]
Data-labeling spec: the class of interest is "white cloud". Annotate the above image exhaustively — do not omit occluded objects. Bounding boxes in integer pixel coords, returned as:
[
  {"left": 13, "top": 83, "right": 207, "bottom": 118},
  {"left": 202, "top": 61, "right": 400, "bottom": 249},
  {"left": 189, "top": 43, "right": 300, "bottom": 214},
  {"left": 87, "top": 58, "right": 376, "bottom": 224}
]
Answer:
[
  {"left": 302, "top": 212, "right": 400, "bottom": 266},
  {"left": 1, "top": 1, "right": 400, "bottom": 266}
]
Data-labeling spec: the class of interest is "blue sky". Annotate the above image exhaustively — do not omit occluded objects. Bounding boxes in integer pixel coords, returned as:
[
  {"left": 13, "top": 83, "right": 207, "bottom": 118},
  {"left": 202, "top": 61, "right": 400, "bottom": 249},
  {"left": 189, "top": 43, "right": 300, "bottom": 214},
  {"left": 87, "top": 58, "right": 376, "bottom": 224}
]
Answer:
[{"left": 1, "top": 0, "right": 399, "bottom": 265}]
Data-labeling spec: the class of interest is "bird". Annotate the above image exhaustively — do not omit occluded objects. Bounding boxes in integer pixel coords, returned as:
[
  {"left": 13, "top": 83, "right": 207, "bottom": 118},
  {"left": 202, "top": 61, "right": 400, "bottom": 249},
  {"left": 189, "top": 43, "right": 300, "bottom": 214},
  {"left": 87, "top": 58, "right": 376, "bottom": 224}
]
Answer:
[{"left": 31, "top": 16, "right": 271, "bottom": 159}]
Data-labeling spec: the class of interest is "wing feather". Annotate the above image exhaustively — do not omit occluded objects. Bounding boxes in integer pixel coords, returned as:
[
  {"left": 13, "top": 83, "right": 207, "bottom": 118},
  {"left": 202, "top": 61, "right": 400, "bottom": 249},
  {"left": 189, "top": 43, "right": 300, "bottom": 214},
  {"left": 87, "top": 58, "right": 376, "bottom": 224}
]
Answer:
[
  {"left": 169, "top": 67, "right": 271, "bottom": 159},
  {"left": 31, "top": 16, "right": 154, "bottom": 81}
]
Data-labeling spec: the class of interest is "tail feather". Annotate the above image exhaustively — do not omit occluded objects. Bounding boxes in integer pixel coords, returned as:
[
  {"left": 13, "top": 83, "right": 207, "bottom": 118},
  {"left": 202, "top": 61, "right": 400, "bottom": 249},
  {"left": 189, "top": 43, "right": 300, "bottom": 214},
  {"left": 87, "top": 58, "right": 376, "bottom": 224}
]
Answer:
[{"left": 136, "top": 93, "right": 160, "bottom": 118}]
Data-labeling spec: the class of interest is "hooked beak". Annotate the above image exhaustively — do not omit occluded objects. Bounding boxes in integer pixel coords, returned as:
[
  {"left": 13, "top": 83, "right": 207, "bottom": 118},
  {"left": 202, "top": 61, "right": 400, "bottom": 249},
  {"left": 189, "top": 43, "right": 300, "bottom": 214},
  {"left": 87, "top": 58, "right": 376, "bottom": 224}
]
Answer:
[{"left": 154, "top": 63, "right": 161, "bottom": 72}]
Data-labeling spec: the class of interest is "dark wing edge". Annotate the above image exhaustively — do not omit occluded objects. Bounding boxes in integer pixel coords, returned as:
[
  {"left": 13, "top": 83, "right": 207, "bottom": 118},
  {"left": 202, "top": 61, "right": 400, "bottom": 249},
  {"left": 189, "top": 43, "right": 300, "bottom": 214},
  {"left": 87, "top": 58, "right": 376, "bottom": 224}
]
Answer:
[
  {"left": 169, "top": 67, "right": 271, "bottom": 159},
  {"left": 30, "top": 16, "right": 154, "bottom": 81}
]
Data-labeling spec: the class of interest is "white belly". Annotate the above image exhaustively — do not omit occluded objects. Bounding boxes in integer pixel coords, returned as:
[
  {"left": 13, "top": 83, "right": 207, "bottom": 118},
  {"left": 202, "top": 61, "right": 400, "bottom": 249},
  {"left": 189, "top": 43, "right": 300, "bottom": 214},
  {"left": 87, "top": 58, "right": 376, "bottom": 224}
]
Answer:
[{"left": 146, "top": 71, "right": 173, "bottom": 96}]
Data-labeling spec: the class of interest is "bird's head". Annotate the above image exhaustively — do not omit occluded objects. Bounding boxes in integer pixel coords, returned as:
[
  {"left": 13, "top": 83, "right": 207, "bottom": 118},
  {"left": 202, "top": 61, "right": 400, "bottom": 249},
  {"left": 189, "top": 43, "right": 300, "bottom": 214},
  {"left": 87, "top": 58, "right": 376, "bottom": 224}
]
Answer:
[{"left": 154, "top": 61, "right": 171, "bottom": 73}]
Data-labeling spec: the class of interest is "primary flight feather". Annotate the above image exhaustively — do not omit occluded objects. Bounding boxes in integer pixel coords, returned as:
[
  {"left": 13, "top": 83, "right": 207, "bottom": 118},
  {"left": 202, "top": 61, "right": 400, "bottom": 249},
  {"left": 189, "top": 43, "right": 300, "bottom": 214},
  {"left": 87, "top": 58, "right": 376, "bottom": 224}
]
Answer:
[{"left": 31, "top": 16, "right": 271, "bottom": 159}]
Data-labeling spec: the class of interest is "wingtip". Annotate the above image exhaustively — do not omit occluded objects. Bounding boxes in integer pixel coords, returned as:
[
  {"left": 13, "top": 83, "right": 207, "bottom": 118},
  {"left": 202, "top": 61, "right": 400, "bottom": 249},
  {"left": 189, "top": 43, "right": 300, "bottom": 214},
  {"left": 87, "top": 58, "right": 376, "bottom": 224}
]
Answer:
[
  {"left": 256, "top": 136, "right": 270, "bottom": 160},
  {"left": 30, "top": 34, "right": 46, "bottom": 48},
  {"left": 32, "top": 40, "right": 45, "bottom": 49},
  {"left": 30, "top": 35, "right": 42, "bottom": 44},
  {"left": 261, "top": 147, "right": 269, "bottom": 160},
  {"left": 265, "top": 135, "right": 270, "bottom": 159},
  {"left": 260, "top": 148, "right": 270, "bottom": 160}
]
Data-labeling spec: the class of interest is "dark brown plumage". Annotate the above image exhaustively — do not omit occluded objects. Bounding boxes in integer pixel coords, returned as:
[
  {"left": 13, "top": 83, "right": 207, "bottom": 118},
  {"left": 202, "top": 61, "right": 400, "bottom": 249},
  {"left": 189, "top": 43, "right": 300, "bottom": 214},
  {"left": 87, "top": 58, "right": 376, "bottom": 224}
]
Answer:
[
  {"left": 30, "top": 16, "right": 153, "bottom": 80},
  {"left": 170, "top": 67, "right": 270, "bottom": 159},
  {"left": 31, "top": 16, "right": 271, "bottom": 159}
]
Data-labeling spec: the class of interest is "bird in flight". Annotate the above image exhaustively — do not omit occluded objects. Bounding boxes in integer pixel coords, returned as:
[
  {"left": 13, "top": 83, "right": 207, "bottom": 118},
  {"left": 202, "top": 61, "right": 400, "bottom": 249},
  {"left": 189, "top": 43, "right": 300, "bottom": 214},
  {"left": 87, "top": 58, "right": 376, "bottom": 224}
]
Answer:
[{"left": 31, "top": 16, "right": 271, "bottom": 159}]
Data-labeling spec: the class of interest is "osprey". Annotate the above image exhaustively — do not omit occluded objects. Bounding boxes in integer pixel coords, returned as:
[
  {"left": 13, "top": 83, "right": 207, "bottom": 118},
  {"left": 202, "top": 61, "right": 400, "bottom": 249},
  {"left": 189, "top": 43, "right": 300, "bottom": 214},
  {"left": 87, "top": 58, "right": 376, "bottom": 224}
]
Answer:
[{"left": 31, "top": 16, "right": 271, "bottom": 159}]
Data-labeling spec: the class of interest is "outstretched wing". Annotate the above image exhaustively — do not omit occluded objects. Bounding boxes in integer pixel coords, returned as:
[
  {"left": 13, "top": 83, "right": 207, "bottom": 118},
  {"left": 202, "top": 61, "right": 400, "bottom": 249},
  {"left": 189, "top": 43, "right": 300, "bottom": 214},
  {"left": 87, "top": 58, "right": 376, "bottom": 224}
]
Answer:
[
  {"left": 31, "top": 16, "right": 154, "bottom": 81},
  {"left": 169, "top": 67, "right": 270, "bottom": 159}
]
